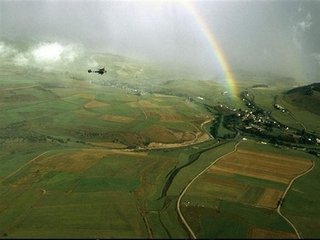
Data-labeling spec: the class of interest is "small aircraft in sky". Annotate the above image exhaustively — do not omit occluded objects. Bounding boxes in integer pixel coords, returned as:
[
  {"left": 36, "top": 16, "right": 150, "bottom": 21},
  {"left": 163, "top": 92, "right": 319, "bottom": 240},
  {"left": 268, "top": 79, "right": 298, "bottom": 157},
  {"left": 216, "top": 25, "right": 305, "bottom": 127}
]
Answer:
[{"left": 88, "top": 67, "right": 107, "bottom": 75}]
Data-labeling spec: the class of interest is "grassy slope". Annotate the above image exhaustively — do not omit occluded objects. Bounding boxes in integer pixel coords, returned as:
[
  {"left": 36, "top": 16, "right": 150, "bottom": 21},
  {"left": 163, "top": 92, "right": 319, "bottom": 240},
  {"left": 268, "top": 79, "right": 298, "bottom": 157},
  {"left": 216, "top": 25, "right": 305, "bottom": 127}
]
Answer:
[
  {"left": 284, "top": 83, "right": 320, "bottom": 115},
  {"left": 278, "top": 95, "right": 320, "bottom": 134}
]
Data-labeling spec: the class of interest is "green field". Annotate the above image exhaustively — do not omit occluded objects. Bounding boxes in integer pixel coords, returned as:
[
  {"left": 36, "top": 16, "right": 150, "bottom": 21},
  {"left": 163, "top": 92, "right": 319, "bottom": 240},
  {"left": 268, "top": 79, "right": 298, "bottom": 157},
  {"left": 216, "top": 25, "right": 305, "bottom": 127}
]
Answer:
[{"left": 1, "top": 48, "right": 320, "bottom": 238}]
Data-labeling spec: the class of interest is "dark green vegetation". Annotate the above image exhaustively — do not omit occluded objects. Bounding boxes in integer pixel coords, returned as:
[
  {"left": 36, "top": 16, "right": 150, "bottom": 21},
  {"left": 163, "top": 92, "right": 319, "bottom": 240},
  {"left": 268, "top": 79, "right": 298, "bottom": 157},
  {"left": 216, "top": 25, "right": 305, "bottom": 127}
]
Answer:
[
  {"left": 284, "top": 82, "right": 320, "bottom": 115},
  {"left": 1, "top": 46, "right": 320, "bottom": 238}
]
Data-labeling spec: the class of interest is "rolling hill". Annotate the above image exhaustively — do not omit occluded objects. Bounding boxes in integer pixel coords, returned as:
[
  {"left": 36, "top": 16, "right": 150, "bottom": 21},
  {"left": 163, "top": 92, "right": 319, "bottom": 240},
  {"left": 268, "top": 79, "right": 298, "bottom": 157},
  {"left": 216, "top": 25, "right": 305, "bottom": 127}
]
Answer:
[{"left": 283, "top": 82, "right": 320, "bottom": 115}]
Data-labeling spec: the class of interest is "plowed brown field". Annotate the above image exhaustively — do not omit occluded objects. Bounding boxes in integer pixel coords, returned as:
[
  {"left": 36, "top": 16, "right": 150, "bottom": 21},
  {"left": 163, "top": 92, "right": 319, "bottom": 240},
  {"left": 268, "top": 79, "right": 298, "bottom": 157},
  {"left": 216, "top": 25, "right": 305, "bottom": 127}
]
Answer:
[
  {"left": 209, "top": 150, "right": 311, "bottom": 184},
  {"left": 205, "top": 148, "right": 312, "bottom": 208}
]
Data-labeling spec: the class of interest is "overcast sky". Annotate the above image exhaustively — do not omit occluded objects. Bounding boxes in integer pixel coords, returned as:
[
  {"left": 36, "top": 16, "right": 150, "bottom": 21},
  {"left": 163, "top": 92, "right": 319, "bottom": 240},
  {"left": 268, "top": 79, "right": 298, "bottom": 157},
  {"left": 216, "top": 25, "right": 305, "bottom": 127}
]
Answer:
[{"left": 1, "top": 0, "right": 320, "bottom": 80}]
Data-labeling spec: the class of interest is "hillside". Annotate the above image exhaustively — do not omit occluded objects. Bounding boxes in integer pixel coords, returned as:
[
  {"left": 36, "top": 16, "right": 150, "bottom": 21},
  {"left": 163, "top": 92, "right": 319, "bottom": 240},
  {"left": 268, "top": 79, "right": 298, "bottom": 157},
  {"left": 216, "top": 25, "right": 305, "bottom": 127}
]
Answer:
[{"left": 283, "top": 82, "right": 320, "bottom": 115}]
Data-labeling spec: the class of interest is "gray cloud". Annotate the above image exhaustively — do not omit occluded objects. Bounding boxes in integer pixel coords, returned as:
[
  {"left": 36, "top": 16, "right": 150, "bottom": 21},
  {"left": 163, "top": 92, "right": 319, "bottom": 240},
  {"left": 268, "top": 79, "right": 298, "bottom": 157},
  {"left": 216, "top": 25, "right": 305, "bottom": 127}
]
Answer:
[
  {"left": 1, "top": 0, "right": 320, "bottom": 81},
  {"left": 0, "top": 42, "right": 17, "bottom": 57},
  {"left": 312, "top": 53, "right": 320, "bottom": 64},
  {"left": 0, "top": 41, "right": 83, "bottom": 71},
  {"left": 295, "top": 12, "right": 312, "bottom": 32}
]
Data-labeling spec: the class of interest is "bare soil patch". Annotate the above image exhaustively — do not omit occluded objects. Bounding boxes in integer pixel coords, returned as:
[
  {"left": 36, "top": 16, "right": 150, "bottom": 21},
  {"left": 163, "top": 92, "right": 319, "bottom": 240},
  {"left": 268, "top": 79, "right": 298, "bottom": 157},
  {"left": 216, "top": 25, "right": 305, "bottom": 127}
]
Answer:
[
  {"left": 88, "top": 142, "right": 127, "bottom": 149},
  {"left": 143, "top": 125, "right": 179, "bottom": 143},
  {"left": 100, "top": 114, "right": 134, "bottom": 123},
  {"left": 145, "top": 111, "right": 159, "bottom": 119},
  {"left": 138, "top": 100, "right": 159, "bottom": 108},
  {"left": 256, "top": 188, "right": 283, "bottom": 209},
  {"left": 109, "top": 149, "right": 147, "bottom": 156},
  {"left": 159, "top": 113, "right": 183, "bottom": 122},
  {"left": 77, "top": 93, "right": 95, "bottom": 99},
  {"left": 84, "top": 100, "right": 109, "bottom": 109},
  {"left": 180, "top": 132, "right": 197, "bottom": 141},
  {"left": 210, "top": 150, "right": 311, "bottom": 184}
]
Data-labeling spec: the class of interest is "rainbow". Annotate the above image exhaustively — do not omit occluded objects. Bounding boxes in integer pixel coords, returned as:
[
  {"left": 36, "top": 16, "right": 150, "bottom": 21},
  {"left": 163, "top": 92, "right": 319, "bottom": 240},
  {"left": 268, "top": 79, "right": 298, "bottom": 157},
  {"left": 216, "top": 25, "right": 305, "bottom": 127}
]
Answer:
[{"left": 182, "top": 1, "right": 238, "bottom": 98}]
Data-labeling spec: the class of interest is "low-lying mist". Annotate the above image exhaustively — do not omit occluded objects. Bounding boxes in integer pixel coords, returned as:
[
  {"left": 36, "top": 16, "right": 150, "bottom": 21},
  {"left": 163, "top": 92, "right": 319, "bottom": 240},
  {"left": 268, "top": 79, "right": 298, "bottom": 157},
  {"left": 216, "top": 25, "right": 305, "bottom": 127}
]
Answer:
[
  {"left": 1, "top": 1, "right": 320, "bottom": 82},
  {"left": 0, "top": 41, "right": 82, "bottom": 69}
]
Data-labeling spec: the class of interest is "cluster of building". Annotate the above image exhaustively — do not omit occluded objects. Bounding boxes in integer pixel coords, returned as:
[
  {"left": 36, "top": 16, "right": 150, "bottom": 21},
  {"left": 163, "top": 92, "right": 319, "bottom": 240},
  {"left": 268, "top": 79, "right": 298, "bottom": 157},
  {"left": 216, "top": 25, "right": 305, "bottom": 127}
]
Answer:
[
  {"left": 216, "top": 90, "right": 319, "bottom": 147},
  {"left": 274, "top": 103, "right": 288, "bottom": 113}
]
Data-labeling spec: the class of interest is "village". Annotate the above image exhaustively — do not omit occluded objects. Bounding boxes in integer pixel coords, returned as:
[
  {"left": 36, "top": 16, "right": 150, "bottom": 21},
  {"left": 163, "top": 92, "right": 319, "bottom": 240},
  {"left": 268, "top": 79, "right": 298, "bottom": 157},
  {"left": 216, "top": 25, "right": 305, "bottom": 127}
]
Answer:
[{"left": 212, "top": 90, "right": 320, "bottom": 156}]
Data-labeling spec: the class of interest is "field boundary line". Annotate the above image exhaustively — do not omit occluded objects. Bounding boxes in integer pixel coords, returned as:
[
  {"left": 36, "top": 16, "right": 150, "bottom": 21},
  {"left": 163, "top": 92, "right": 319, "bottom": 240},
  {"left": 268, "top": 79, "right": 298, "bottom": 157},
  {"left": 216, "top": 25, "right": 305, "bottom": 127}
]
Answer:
[
  {"left": 137, "top": 98, "right": 148, "bottom": 120},
  {"left": 3, "top": 151, "right": 50, "bottom": 181},
  {"left": 277, "top": 95, "right": 307, "bottom": 131},
  {"left": 139, "top": 105, "right": 148, "bottom": 120},
  {"left": 277, "top": 158, "right": 315, "bottom": 239},
  {"left": 176, "top": 140, "right": 241, "bottom": 239},
  {"left": 200, "top": 118, "right": 214, "bottom": 139},
  {"left": 3, "top": 85, "right": 38, "bottom": 91}
]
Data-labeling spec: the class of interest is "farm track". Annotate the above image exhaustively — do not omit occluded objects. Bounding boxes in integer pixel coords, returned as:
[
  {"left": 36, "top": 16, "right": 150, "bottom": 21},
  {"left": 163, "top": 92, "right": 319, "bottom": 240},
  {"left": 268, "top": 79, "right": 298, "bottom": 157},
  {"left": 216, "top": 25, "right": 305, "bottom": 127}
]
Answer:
[
  {"left": 2, "top": 151, "right": 50, "bottom": 182},
  {"left": 2, "top": 85, "right": 38, "bottom": 91},
  {"left": 158, "top": 141, "right": 227, "bottom": 200},
  {"left": 176, "top": 140, "right": 242, "bottom": 239},
  {"left": 276, "top": 95, "right": 307, "bottom": 131},
  {"left": 137, "top": 100, "right": 148, "bottom": 120},
  {"left": 277, "top": 158, "right": 315, "bottom": 239},
  {"left": 200, "top": 118, "right": 214, "bottom": 138},
  {"left": 288, "top": 111, "right": 307, "bottom": 132}
]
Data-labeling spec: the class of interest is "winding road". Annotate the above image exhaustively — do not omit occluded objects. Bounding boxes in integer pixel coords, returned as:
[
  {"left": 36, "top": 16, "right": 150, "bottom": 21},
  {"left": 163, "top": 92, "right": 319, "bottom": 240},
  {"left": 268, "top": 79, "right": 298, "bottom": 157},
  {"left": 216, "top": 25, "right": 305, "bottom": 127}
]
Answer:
[
  {"left": 175, "top": 138, "right": 315, "bottom": 239},
  {"left": 176, "top": 140, "right": 242, "bottom": 239},
  {"left": 277, "top": 159, "right": 315, "bottom": 239}
]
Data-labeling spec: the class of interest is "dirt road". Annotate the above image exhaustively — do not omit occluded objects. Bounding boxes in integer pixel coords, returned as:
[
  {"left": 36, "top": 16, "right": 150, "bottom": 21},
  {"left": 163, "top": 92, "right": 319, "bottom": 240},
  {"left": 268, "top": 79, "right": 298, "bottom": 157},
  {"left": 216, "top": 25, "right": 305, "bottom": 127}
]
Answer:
[
  {"left": 277, "top": 159, "right": 315, "bottom": 239},
  {"left": 176, "top": 140, "right": 242, "bottom": 239},
  {"left": 3, "top": 151, "right": 49, "bottom": 181}
]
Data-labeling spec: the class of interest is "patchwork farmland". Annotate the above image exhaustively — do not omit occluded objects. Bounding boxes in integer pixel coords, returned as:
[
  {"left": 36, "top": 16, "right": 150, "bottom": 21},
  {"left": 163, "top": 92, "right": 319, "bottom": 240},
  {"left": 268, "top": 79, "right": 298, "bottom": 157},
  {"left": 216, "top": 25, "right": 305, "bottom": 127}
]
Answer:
[
  {"left": 181, "top": 140, "right": 315, "bottom": 238},
  {"left": 0, "top": 49, "right": 320, "bottom": 238}
]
